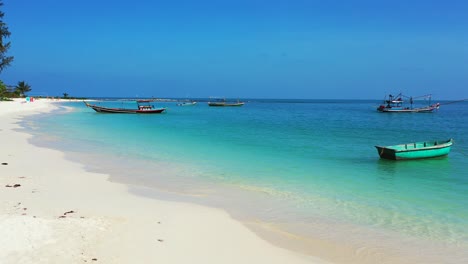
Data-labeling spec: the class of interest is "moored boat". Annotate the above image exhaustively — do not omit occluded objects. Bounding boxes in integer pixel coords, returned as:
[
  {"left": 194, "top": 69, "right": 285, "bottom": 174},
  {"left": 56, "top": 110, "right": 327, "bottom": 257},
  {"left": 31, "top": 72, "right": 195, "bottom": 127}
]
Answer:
[
  {"left": 177, "top": 101, "right": 197, "bottom": 106},
  {"left": 375, "top": 139, "right": 453, "bottom": 160},
  {"left": 84, "top": 100, "right": 166, "bottom": 114},
  {"left": 208, "top": 98, "right": 244, "bottom": 107},
  {"left": 377, "top": 93, "right": 440, "bottom": 113}
]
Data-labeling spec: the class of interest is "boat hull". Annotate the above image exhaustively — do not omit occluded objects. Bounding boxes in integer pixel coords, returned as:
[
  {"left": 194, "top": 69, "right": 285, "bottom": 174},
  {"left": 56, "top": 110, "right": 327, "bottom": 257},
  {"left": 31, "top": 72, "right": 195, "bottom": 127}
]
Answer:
[
  {"left": 377, "top": 105, "right": 439, "bottom": 113},
  {"left": 375, "top": 139, "right": 453, "bottom": 160},
  {"left": 177, "top": 102, "right": 197, "bottom": 106},
  {"left": 208, "top": 102, "right": 244, "bottom": 107}
]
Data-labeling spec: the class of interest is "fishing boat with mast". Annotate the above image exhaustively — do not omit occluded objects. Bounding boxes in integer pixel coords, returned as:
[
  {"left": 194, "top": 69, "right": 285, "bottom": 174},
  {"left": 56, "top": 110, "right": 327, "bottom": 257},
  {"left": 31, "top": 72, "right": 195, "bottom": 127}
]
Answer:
[
  {"left": 377, "top": 93, "right": 440, "bottom": 113},
  {"left": 84, "top": 100, "right": 166, "bottom": 114}
]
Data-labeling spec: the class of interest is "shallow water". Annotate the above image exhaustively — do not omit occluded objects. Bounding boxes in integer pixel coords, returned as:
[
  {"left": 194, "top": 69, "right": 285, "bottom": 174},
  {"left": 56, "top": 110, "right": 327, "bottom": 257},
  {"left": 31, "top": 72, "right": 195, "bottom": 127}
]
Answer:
[{"left": 25, "top": 99, "right": 468, "bottom": 263}]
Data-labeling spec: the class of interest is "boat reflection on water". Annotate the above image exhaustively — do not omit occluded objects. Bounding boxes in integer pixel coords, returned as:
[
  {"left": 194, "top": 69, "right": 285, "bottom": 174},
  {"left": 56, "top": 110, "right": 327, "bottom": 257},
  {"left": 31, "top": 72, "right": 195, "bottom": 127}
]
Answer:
[{"left": 375, "top": 156, "right": 452, "bottom": 182}]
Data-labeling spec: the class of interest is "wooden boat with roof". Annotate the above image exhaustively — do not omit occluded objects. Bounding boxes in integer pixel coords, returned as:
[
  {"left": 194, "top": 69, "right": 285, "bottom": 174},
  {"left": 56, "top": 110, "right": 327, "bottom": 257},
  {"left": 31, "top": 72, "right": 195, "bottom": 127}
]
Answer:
[
  {"left": 375, "top": 139, "right": 453, "bottom": 160},
  {"left": 377, "top": 93, "right": 440, "bottom": 113},
  {"left": 84, "top": 100, "right": 166, "bottom": 114}
]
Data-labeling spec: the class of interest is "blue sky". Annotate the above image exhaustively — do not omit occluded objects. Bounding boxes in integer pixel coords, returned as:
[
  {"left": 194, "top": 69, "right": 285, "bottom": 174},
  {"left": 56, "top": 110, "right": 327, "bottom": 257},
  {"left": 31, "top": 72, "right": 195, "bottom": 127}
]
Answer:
[{"left": 1, "top": 0, "right": 468, "bottom": 99}]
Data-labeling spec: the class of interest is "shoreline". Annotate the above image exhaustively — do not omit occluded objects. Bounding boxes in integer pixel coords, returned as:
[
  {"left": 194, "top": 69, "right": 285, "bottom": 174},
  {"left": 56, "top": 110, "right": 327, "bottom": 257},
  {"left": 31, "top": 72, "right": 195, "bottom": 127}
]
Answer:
[
  {"left": 0, "top": 99, "right": 326, "bottom": 263},
  {"left": 3, "top": 99, "right": 466, "bottom": 264}
]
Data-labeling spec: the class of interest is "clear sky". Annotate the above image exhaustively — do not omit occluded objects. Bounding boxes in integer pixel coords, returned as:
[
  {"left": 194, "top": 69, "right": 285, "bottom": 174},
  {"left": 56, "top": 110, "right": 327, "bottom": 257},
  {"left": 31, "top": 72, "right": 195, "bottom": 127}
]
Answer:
[{"left": 1, "top": 0, "right": 468, "bottom": 99}]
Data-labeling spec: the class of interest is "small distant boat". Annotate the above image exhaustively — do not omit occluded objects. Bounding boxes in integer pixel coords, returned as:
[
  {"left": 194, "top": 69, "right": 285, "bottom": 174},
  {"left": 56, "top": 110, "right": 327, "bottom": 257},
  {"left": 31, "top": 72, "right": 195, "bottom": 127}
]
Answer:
[
  {"left": 208, "top": 98, "right": 244, "bottom": 107},
  {"left": 375, "top": 139, "right": 453, "bottom": 160},
  {"left": 377, "top": 93, "right": 440, "bottom": 113},
  {"left": 177, "top": 101, "right": 197, "bottom": 106},
  {"left": 84, "top": 100, "right": 166, "bottom": 114}
]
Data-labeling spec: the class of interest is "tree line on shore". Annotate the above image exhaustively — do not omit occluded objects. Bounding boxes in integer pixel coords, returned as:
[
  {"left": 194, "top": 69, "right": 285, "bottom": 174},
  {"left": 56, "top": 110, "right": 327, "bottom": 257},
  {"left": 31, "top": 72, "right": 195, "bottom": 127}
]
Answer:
[
  {"left": 0, "top": 0, "right": 17, "bottom": 100},
  {"left": 0, "top": 1, "right": 73, "bottom": 101}
]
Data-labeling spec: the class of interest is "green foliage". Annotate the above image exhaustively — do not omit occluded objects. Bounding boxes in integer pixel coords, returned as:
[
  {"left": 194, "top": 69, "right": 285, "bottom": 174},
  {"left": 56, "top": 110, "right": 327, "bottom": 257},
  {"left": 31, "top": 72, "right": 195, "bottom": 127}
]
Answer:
[
  {"left": 63, "top": 92, "right": 69, "bottom": 98},
  {"left": 0, "top": 1, "right": 14, "bottom": 73},
  {"left": 15, "top": 81, "right": 31, "bottom": 97},
  {"left": 0, "top": 79, "right": 6, "bottom": 98}
]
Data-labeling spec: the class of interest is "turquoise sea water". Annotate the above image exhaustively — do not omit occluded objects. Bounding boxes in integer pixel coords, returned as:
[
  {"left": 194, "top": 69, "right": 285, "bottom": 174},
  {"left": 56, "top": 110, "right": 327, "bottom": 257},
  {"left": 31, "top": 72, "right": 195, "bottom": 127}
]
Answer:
[{"left": 26, "top": 99, "right": 468, "bottom": 262}]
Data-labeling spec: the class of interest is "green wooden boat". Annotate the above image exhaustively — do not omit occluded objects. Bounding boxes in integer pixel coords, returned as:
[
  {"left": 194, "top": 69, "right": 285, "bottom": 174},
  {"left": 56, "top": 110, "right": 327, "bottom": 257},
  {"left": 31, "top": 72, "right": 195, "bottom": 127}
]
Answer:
[{"left": 375, "top": 139, "right": 453, "bottom": 160}]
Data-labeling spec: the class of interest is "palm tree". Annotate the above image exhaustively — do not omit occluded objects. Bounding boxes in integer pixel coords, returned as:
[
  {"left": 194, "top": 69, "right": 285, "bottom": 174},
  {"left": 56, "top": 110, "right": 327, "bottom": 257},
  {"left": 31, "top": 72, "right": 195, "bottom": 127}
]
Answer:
[
  {"left": 63, "top": 92, "right": 69, "bottom": 98},
  {"left": 15, "top": 81, "right": 31, "bottom": 97}
]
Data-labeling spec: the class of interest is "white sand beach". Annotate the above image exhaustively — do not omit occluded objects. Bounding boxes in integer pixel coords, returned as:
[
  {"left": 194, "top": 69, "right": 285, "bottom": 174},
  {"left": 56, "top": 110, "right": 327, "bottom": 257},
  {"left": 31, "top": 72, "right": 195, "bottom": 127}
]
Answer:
[{"left": 0, "top": 99, "right": 328, "bottom": 263}]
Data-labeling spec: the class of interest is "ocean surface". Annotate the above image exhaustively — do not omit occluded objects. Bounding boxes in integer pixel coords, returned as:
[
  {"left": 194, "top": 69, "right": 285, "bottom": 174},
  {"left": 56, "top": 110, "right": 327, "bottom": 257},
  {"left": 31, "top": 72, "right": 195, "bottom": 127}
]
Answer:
[{"left": 24, "top": 99, "right": 468, "bottom": 263}]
